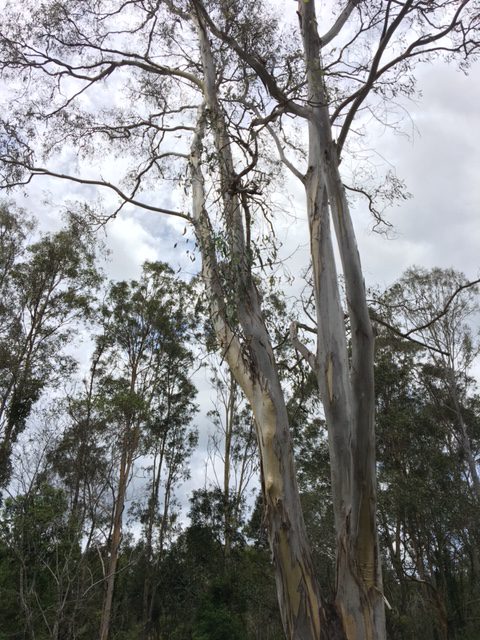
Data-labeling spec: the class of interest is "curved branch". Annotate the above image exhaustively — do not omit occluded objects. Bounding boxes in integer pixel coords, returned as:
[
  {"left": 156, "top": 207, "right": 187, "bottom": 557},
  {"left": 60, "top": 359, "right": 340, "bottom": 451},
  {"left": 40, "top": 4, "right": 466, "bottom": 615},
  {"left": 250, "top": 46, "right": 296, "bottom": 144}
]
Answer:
[
  {"left": 1, "top": 36, "right": 203, "bottom": 100},
  {"left": 319, "top": 0, "right": 361, "bottom": 48},
  {"left": 371, "top": 277, "right": 480, "bottom": 355},
  {"left": 290, "top": 321, "right": 317, "bottom": 373},
  {"left": 370, "top": 311, "right": 448, "bottom": 355},
  {"left": 265, "top": 125, "right": 305, "bottom": 183},
  {"left": 402, "top": 277, "right": 480, "bottom": 338},
  {"left": 2, "top": 163, "right": 190, "bottom": 220},
  {"left": 343, "top": 183, "right": 394, "bottom": 232}
]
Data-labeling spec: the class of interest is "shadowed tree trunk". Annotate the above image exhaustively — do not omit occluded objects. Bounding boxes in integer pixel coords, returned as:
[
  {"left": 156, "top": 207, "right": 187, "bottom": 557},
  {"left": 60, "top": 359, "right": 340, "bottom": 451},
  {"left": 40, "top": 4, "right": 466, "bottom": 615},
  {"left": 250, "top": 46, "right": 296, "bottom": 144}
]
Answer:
[{"left": 99, "top": 422, "right": 139, "bottom": 640}]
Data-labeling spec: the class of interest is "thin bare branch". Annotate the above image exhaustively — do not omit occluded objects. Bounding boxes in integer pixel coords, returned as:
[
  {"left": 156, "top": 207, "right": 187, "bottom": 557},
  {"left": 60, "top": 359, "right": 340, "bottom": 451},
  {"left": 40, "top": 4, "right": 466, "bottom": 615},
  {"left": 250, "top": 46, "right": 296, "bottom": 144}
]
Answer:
[
  {"left": 336, "top": 0, "right": 415, "bottom": 154},
  {"left": 265, "top": 124, "right": 304, "bottom": 182},
  {"left": 371, "top": 278, "right": 480, "bottom": 355},
  {"left": 370, "top": 311, "right": 448, "bottom": 355},
  {"left": 344, "top": 183, "right": 394, "bottom": 232},
  {"left": 2, "top": 163, "right": 190, "bottom": 220},
  {"left": 289, "top": 321, "right": 317, "bottom": 372},
  {"left": 402, "top": 278, "right": 480, "bottom": 338},
  {"left": 319, "top": 0, "right": 361, "bottom": 48},
  {"left": 335, "top": 0, "right": 474, "bottom": 153}
]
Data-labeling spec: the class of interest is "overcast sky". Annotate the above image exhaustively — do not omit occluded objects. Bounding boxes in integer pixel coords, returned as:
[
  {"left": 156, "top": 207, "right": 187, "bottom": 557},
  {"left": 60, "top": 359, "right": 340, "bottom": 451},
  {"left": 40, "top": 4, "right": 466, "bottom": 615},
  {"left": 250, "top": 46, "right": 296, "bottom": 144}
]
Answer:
[
  {"left": 359, "top": 61, "right": 480, "bottom": 287},
  {"left": 7, "top": 2, "right": 480, "bottom": 519}
]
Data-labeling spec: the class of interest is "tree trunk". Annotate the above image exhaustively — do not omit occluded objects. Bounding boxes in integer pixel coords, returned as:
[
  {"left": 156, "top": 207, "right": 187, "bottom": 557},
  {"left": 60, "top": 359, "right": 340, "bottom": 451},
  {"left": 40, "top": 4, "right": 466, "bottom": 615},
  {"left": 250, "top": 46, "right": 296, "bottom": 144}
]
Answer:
[
  {"left": 99, "top": 427, "right": 137, "bottom": 640},
  {"left": 297, "top": 2, "right": 386, "bottom": 637},
  {"left": 222, "top": 372, "right": 236, "bottom": 559},
  {"left": 447, "top": 370, "right": 480, "bottom": 499},
  {"left": 141, "top": 436, "right": 167, "bottom": 640},
  {"left": 146, "top": 454, "right": 175, "bottom": 630},
  {"left": 189, "top": 17, "right": 331, "bottom": 635}
]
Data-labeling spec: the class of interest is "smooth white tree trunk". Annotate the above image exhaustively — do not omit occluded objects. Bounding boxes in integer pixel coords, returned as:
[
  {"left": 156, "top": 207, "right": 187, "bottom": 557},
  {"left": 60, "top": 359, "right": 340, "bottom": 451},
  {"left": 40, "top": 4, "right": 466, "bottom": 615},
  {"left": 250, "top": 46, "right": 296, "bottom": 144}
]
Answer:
[{"left": 298, "top": 2, "right": 386, "bottom": 637}]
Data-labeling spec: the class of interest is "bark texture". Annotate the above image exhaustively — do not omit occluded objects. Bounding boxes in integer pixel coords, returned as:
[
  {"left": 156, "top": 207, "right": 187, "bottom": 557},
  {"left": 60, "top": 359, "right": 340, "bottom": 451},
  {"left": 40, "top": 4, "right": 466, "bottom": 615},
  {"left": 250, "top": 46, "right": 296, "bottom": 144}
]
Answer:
[{"left": 185, "top": 3, "right": 387, "bottom": 637}]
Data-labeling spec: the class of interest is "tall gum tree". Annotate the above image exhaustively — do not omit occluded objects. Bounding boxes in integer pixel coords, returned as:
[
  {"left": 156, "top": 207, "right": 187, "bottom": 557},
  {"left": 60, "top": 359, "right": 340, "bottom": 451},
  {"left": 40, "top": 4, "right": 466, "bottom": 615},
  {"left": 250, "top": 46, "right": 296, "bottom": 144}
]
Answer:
[
  {"left": 0, "top": 1, "right": 478, "bottom": 638},
  {"left": 194, "top": 1, "right": 479, "bottom": 636},
  {"left": 206, "top": 365, "right": 257, "bottom": 559},
  {"left": 0, "top": 207, "right": 101, "bottom": 486},
  {"left": 190, "top": 15, "right": 325, "bottom": 636},
  {"left": 92, "top": 262, "right": 198, "bottom": 640}
]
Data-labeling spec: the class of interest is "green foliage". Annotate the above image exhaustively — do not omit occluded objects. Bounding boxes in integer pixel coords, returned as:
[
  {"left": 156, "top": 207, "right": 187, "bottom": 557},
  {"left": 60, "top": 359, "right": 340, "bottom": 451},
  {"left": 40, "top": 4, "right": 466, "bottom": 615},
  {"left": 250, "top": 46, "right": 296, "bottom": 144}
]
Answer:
[
  {"left": 137, "top": 520, "right": 282, "bottom": 640},
  {"left": 0, "top": 482, "right": 83, "bottom": 639},
  {"left": 192, "top": 577, "right": 246, "bottom": 640},
  {"left": 0, "top": 204, "right": 101, "bottom": 485},
  {"left": 374, "top": 317, "right": 480, "bottom": 640},
  {"left": 0, "top": 231, "right": 479, "bottom": 640}
]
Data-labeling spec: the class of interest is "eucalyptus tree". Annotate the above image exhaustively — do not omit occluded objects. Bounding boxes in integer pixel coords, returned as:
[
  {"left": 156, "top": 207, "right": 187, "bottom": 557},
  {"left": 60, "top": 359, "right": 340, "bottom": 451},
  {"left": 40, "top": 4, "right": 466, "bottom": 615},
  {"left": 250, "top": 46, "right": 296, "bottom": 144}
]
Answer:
[
  {"left": 0, "top": 205, "right": 101, "bottom": 485},
  {"left": 377, "top": 267, "right": 480, "bottom": 498},
  {"left": 373, "top": 322, "right": 480, "bottom": 640},
  {"left": 91, "top": 262, "right": 198, "bottom": 640},
  {"left": 207, "top": 364, "right": 257, "bottom": 558},
  {"left": 0, "top": 481, "right": 82, "bottom": 640},
  {"left": 137, "top": 309, "right": 198, "bottom": 640},
  {"left": 0, "top": 1, "right": 478, "bottom": 638},
  {"left": 0, "top": 410, "right": 93, "bottom": 640},
  {"left": 50, "top": 353, "right": 113, "bottom": 553}
]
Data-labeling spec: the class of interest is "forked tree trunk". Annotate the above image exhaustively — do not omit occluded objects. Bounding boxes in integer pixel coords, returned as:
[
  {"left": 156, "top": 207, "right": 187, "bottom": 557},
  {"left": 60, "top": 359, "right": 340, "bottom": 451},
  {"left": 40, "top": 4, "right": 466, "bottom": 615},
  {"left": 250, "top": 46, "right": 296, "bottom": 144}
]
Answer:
[
  {"left": 297, "top": 2, "right": 386, "bottom": 638},
  {"left": 189, "top": 5, "right": 385, "bottom": 637}
]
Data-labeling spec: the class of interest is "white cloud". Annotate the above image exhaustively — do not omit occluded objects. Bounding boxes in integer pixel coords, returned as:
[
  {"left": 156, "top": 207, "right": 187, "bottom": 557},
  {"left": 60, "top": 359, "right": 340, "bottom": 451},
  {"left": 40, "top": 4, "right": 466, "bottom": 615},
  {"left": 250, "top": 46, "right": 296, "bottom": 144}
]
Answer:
[
  {"left": 104, "top": 214, "right": 160, "bottom": 280},
  {"left": 352, "top": 60, "right": 480, "bottom": 287}
]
